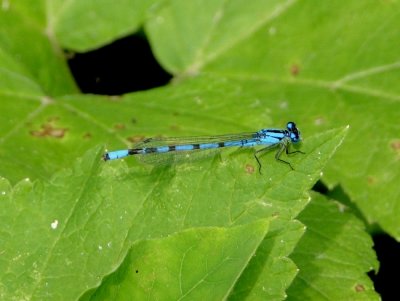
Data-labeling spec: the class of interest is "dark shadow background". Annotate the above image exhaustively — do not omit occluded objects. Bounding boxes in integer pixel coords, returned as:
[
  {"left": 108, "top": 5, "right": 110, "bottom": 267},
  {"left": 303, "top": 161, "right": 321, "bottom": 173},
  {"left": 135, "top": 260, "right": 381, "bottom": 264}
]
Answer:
[{"left": 68, "top": 33, "right": 172, "bottom": 95}]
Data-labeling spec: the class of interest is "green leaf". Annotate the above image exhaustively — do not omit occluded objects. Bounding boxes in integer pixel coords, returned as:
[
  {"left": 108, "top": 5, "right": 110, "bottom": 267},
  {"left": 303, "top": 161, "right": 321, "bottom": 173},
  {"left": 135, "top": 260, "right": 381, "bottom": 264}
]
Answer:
[
  {"left": 146, "top": 0, "right": 400, "bottom": 239},
  {"left": 287, "top": 192, "right": 379, "bottom": 300},
  {"left": 0, "top": 126, "right": 346, "bottom": 300},
  {"left": 228, "top": 219, "right": 305, "bottom": 301},
  {"left": 1, "top": 1, "right": 399, "bottom": 240},
  {"left": 86, "top": 220, "right": 270, "bottom": 301},
  {"left": 0, "top": 148, "right": 126, "bottom": 300},
  {"left": 146, "top": 0, "right": 296, "bottom": 74},
  {"left": 52, "top": 0, "right": 159, "bottom": 51}
]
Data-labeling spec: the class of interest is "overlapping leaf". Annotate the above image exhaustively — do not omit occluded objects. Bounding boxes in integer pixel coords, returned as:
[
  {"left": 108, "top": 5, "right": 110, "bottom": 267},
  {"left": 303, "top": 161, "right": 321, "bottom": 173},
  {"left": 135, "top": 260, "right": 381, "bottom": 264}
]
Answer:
[{"left": 288, "top": 192, "right": 379, "bottom": 300}]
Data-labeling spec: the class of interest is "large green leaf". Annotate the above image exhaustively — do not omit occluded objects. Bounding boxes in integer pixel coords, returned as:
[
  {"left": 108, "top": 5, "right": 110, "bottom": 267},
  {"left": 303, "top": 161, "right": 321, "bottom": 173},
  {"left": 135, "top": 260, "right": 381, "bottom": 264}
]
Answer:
[
  {"left": 87, "top": 220, "right": 271, "bottom": 300},
  {"left": 145, "top": 0, "right": 400, "bottom": 239},
  {"left": 52, "top": 0, "right": 159, "bottom": 51},
  {"left": 288, "top": 192, "right": 379, "bottom": 300},
  {"left": 0, "top": 127, "right": 347, "bottom": 300}
]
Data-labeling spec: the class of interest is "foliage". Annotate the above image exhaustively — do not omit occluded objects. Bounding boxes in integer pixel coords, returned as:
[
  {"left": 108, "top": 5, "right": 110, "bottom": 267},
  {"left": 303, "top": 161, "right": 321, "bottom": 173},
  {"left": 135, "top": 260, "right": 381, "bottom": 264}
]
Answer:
[{"left": 1, "top": 0, "right": 396, "bottom": 300}]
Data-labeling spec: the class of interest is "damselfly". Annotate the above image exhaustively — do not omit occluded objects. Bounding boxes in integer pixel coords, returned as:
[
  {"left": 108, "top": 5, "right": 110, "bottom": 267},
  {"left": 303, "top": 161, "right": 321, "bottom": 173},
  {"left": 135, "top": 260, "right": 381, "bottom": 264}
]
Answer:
[{"left": 103, "top": 121, "right": 304, "bottom": 173}]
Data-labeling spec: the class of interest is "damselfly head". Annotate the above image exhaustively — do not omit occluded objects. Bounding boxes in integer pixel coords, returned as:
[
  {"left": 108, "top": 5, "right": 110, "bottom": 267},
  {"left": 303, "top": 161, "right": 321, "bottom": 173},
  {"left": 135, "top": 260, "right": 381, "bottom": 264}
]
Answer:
[{"left": 287, "top": 121, "right": 301, "bottom": 143}]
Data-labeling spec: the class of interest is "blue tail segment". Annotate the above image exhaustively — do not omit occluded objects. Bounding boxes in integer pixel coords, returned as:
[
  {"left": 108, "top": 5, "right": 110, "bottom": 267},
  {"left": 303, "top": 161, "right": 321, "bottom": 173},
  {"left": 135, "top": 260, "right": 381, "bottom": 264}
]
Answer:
[{"left": 103, "top": 121, "right": 303, "bottom": 172}]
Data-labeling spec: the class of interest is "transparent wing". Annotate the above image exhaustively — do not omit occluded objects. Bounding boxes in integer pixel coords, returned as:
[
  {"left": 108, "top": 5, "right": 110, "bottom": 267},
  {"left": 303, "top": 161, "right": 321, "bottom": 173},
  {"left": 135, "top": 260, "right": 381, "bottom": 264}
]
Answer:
[
  {"left": 133, "top": 132, "right": 258, "bottom": 166},
  {"left": 133, "top": 132, "right": 258, "bottom": 148},
  {"left": 134, "top": 148, "right": 222, "bottom": 165}
]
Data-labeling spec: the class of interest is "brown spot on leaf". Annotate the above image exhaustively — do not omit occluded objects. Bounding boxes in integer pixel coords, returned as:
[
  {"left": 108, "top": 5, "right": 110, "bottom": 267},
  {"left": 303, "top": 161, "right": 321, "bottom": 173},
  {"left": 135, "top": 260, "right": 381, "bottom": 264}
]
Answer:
[
  {"left": 245, "top": 164, "right": 255, "bottom": 174},
  {"left": 367, "top": 176, "right": 376, "bottom": 185},
  {"left": 290, "top": 64, "right": 300, "bottom": 76},
  {"left": 83, "top": 132, "right": 92, "bottom": 139},
  {"left": 114, "top": 123, "right": 126, "bottom": 130},
  {"left": 390, "top": 139, "right": 400, "bottom": 154},
  {"left": 355, "top": 284, "right": 365, "bottom": 292},
  {"left": 170, "top": 124, "right": 180, "bottom": 131},
  {"left": 30, "top": 121, "right": 68, "bottom": 138}
]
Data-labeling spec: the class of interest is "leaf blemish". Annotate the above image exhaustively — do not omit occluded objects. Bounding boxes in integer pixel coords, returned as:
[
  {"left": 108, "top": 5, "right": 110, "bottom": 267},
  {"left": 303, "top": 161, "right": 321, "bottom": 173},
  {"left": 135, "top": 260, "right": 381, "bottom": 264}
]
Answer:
[
  {"left": 30, "top": 120, "right": 68, "bottom": 138},
  {"left": 83, "top": 132, "right": 92, "bottom": 139},
  {"left": 290, "top": 64, "right": 300, "bottom": 76},
  {"left": 245, "top": 164, "right": 255, "bottom": 174},
  {"left": 114, "top": 123, "right": 126, "bottom": 130},
  {"left": 169, "top": 124, "right": 181, "bottom": 131},
  {"left": 367, "top": 176, "right": 376, "bottom": 185},
  {"left": 390, "top": 139, "right": 400, "bottom": 155}
]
